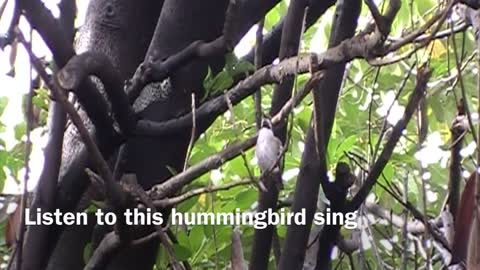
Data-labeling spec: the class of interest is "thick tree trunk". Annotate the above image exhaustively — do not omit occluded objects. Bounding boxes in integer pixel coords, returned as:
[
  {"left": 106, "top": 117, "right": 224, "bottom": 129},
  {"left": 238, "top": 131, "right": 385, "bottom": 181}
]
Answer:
[
  {"left": 278, "top": 0, "right": 361, "bottom": 268},
  {"left": 45, "top": 1, "right": 163, "bottom": 269},
  {"left": 249, "top": 0, "right": 308, "bottom": 268},
  {"left": 20, "top": 0, "right": 293, "bottom": 268}
]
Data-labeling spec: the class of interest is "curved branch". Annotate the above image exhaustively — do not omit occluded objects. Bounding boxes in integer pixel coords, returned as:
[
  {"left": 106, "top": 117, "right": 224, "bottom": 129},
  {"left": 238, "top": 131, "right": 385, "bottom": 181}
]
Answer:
[
  {"left": 136, "top": 18, "right": 396, "bottom": 137},
  {"left": 84, "top": 232, "right": 124, "bottom": 270},
  {"left": 17, "top": 0, "right": 115, "bottom": 140},
  {"left": 58, "top": 52, "right": 136, "bottom": 134},
  {"left": 19, "top": 32, "right": 129, "bottom": 225},
  {"left": 127, "top": 38, "right": 229, "bottom": 102},
  {"left": 127, "top": 0, "right": 282, "bottom": 103}
]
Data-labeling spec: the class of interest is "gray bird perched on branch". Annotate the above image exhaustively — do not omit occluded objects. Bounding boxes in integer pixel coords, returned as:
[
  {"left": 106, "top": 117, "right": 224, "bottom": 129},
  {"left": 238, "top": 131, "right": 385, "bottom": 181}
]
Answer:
[{"left": 255, "top": 118, "right": 284, "bottom": 190}]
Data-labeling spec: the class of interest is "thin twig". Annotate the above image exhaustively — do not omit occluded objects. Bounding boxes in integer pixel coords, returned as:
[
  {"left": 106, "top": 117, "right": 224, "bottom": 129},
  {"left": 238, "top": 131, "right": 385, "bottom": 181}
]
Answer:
[
  {"left": 17, "top": 30, "right": 128, "bottom": 226},
  {"left": 371, "top": 62, "right": 416, "bottom": 164},
  {"left": 371, "top": 1, "right": 455, "bottom": 66},
  {"left": 401, "top": 174, "right": 409, "bottom": 270},
  {"left": 450, "top": 21, "right": 478, "bottom": 142},
  {"left": 348, "top": 65, "right": 432, "bottom": 211},
  {"left": 223, "top": 92, "right": 260, "bottom": 190},
  {"left": 16, "top": 28, "right": 34, "bottom": 269},
  {"left": 183, "top": 93, "right": 196, "bottom": 172},
  {"left": 6, "top": 246, "right": 17, "bottom": 270},
  {"left": 154, "top": 179, "right": 252, "bottom": 207},
  {"left": 254, "top": 18, "right": 264, "bottom": 130}
]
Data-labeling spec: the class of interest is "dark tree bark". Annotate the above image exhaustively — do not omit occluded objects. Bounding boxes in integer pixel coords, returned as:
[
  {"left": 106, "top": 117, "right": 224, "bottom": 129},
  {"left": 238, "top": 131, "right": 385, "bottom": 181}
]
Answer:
[
  {"left": 278, "top": 0, "right": 361, "bottom": 269},
  {"left": 19, "top": 0, "right": 286, "bottom": 269},
  {"left": 249, "top": 0, "right": 308, "bottom": 269},
  {"left": 17, "top": 0, "right": 162, "bottom": 269},
  {"left": 109, "top": 1, "right": 229, "bottom": 268}
]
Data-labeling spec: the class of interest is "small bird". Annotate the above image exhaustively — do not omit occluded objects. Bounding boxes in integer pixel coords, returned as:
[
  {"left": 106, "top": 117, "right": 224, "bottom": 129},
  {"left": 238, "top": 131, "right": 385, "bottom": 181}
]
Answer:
[{"left": 255, "top": 118, "right": 283, "bottom": 184}]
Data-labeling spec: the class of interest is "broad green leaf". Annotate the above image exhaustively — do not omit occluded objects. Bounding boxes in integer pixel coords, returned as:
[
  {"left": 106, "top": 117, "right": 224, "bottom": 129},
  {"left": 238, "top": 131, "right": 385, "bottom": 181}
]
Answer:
[{"left": 173, "top": 244, "right": 192, "bottom": 261}]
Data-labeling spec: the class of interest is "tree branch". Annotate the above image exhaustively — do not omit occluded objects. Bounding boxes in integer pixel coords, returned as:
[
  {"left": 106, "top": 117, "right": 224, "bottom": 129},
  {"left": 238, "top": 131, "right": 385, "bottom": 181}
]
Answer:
[
  {"left": 17, "top": 0, "right": 118, "bottom": 141},
  {"left": 58, "top": 0, "right": 76, "bottom": 43},
  {"left": 84, "top": 232, "right": 124, "bottom": 270},
  {"left": 18, "top": 32, "right": 129, "bottom": 223},
  {"left": 348, "top": 66, "right": 432, "bottom": 211},
  {"left": 243, "top": 0, "right": 337, "bottom": 65},
  {"left": 315, "top": 163, "right": 355, "bottom": 270},
  {"left": 449, "top": 108, "right": 467, "bottom": 219},
  {"left": 250, "top": 0, "right": 308, "bottom": 267},
  {"left": 127, "top": 0, "right": 282, "bottom": 103},
  {"left": 57, "top": 52, "right": 136, "bottom": 134},
  {"left": 154, "top": 179, "right": 252, "bottom": 207},
  {"left": 278, "top": 0, "right": 363, "bottom": 267},
  {"left": 148, "top": 74, "right": 322, "bottom": 200},
  {"left": 135, "top": 14, "right": 403, "bottom": 137}
]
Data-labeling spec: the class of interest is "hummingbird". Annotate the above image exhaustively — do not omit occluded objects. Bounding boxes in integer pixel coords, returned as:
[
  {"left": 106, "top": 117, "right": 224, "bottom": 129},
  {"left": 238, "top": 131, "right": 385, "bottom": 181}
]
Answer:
[{"left": 255, "top": 118, "right": 284, "bottom": 190}]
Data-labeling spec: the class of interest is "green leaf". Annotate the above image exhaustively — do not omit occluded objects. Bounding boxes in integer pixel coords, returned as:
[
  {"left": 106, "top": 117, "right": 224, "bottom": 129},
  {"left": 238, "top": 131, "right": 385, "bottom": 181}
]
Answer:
[
  {"left": 176, "top": 196, "right": 199, "bottom": 213},
  {"left": 32, "top": 88, "right": 50, "bottom": 111},
  {"left": 235, "top": 189, "right": 257, "bottom": 210},
  {"left": 83, "top": 242, "right": 93, "bottom": 263},
  {"left": 0, "top": 168, "right": 6, "bottom": 192},
  {"left": 207, "top": 71, "right": 234, "bottom": 92},
  {"left": 85, "top": 203, "right": 98, "bottom": 214},
  {"left": 0, "top": 97, "right": 8, "bottom": 117},
  {"left": 201, "top": 67, "right": 214, "bottom": 102},
  {"left": 334, "top": 135, "right": 357, "bottom": 161},
  {"left": 14, "top": 122, "right": 26, "bottom": 141},
  {"left": 189, "top": 225, "right": 205, "bottom": 253},
  {"left": 173, "top": 244, "right": 192, "bottom": 261}
]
